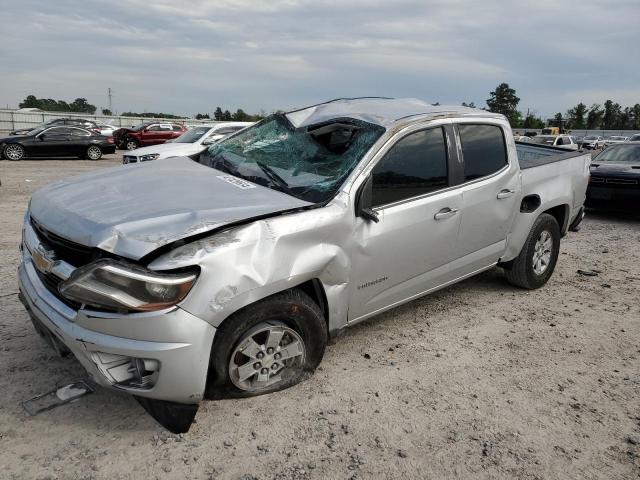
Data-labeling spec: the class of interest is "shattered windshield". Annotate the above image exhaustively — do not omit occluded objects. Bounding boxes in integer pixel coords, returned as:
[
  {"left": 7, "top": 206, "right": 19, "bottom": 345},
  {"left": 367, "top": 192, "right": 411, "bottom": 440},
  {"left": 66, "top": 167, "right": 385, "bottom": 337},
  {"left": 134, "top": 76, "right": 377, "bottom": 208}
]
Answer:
[{"left": 199, "top": 114, "right": 384, "bottom": 203}]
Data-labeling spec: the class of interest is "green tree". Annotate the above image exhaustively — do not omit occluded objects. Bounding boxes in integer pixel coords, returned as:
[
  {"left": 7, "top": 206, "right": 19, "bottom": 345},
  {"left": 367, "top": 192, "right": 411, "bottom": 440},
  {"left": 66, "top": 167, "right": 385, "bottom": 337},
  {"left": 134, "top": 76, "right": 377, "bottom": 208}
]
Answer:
[
  {"left": 19, "top": 95, "right": 40, "bottom": 109},
  {"left": 602, "top": 100, "right": 622, "bottom": 129},
  {"left": 631, "top": 104, "right": 640, "bottom": 129},
  {"left": 231, "top": 109, "right": 251, "bottom": 121},
  {"left": 523, "top": 113, "right": 544, "bottom": 129},
  {"left": 102, "top": 108, "right": 112, "bottom": 115},
  {"left": 586, "top": 104, "right": 603, "bottom": 129},
  {"left": 195, "top": 113, "right": 210, "bottom": 119},
  {"left": 486, "top": 83, "right": 522, "bottom": 127},
  {"left": 222, "top": 110, "right": 232, "bottom": 121},
  {"left": 213, "top": 107, "right": 224, "bottom": 121},
  {"left": 461, "top": 101, "right": 476, "bottom": 108},
  {"left": 566, "top": 102, "right": 587, "bottom": 129}
]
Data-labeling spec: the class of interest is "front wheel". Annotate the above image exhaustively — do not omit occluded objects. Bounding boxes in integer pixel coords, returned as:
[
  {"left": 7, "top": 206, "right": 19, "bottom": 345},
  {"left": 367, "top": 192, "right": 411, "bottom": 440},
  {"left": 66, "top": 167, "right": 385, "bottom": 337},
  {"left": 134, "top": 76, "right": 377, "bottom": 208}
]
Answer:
[
  {"left": 502, "top": 213, "right": 560, "bottom": 289},
  {"left": 86, "top": 145, "right": 103, "bottom": 160},
  {"left": 125, "top": 138, "right": 139, "bottom": 150},
  {"left": 4, "top": 143, "right": 25, "bottom": 161},
  {"left": 205, "top": 289, "right": 327, "bottom": 399}
]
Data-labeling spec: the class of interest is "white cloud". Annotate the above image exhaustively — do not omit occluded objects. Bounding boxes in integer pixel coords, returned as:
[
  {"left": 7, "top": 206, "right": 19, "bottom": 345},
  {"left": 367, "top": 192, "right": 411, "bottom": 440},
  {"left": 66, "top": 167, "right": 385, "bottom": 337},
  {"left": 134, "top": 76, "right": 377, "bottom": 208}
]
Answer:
[{"left": 0, "top": 0, "right": 638, "bottom": 116}]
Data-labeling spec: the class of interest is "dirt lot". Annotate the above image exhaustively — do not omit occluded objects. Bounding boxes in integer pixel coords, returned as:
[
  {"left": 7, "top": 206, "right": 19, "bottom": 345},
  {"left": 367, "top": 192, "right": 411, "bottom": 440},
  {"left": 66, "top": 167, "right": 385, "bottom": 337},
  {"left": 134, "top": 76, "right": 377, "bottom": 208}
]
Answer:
[{"left": 0, "top": 156, "right": 639, "bottom": 480}]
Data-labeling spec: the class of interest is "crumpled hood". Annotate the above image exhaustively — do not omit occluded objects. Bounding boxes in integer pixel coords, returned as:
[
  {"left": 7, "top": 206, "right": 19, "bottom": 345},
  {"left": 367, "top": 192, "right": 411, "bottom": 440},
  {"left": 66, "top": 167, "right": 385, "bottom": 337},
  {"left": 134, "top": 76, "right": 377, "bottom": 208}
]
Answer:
[{"left": 29, "top": 157, "right": 311, "bottom": 260}]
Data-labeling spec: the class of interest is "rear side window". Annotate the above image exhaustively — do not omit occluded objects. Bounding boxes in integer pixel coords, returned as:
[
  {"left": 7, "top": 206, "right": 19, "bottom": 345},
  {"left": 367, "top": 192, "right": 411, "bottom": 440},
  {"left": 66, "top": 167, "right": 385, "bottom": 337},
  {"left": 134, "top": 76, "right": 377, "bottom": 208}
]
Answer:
[
  {"left": 172, "top": 124, "right": 183, "bottom": 131},
  {"left": 458, "top": 124, "right": 507, "bottom": 181},
  {"left": 371, "top": 127, "right": 448, "bottom": 207}
]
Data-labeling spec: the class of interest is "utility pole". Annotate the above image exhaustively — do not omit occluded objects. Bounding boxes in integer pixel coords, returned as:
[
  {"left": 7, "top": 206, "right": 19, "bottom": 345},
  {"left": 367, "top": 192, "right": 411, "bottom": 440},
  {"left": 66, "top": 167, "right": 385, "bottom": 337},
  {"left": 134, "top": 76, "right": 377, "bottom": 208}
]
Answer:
[{"left": 107, "top": 88, "right": 113, "bottom": 114}]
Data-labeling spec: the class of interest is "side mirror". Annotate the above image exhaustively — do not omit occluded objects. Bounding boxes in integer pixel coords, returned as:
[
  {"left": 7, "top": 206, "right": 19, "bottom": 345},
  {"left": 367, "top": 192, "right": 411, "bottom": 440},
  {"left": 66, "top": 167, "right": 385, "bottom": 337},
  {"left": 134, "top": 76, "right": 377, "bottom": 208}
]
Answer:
[{"left": 355, "top": 175, "right": 379, "bottom": 223}]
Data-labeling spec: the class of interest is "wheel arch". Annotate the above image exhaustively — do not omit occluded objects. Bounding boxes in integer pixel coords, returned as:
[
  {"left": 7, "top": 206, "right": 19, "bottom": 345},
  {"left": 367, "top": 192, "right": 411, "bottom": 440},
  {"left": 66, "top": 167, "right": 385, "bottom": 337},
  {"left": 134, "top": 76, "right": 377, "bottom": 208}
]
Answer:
[{"left": 542, "top": 203, "right": 570, "bottom": 236}]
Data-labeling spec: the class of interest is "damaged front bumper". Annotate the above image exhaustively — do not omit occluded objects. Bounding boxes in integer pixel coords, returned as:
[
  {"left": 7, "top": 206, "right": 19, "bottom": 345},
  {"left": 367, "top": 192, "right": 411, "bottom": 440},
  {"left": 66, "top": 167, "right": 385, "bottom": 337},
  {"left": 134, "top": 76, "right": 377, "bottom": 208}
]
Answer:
[{"left": 18, "top": 257, "right": 216, "bottom": 405}]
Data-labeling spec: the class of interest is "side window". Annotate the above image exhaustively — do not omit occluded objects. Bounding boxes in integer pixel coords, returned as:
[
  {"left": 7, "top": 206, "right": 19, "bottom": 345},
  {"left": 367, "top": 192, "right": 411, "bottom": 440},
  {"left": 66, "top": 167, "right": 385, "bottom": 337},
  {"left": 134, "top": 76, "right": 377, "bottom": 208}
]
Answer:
[
  {"left": 172, "top": 124, "right": 183, "bottom": 131},
  {"left": 146, "top": 125, "right": 161, "bottom": 132},
  {"left": 458, "top": 124, "right": 508, "bottom": 181},
  {"left": 70, "top": 128, "right": 91, "bottom": 137},
  {"left": 158, "top": 124, "right": 172, "bottom": 131},
  {"left": 371, "top": 127, "right": 448, "bottom": 207},
  {"left": 46, "top": 127, "right": 73, "bottom": 136}
]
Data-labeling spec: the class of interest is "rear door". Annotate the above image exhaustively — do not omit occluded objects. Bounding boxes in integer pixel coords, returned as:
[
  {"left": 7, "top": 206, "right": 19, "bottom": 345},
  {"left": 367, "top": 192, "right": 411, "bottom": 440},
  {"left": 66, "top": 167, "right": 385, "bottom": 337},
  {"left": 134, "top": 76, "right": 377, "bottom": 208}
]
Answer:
[
  {"left": 348, "top": 123, "right": 463, "bottom": 322},
  {"left": 68, "top": 127, "right": 93, "bottom": 156},
  {"left": 451, "top": 122, "right": 520, "bottom": 277}
]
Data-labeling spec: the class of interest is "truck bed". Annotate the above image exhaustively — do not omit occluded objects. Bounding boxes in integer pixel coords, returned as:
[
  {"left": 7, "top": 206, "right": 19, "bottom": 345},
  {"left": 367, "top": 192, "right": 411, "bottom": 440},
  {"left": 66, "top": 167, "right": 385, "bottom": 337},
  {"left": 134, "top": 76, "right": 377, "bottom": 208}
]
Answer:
[{"left": 516, "top": 142, "right": 586, "bottom": 169}]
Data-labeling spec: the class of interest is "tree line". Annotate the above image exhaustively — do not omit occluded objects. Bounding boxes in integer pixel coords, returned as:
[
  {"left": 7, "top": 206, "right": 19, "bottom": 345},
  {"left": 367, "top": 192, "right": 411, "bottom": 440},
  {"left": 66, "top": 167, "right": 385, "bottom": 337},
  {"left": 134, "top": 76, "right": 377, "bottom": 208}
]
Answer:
[
  {"left": 17, "top": 91, "right": 640, "bottom": 130},
  {"left": 483, "top": 83, "right": 640, "bottom": 130}
]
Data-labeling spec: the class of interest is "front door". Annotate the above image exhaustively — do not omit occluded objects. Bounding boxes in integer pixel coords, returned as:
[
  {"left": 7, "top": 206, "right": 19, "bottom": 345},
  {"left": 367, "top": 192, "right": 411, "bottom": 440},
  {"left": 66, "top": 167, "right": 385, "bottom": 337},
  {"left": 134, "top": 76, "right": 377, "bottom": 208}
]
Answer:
[
  {"left": 349, "top": 125, "right": 462, "bottom": 322},
  {"left": 31, "top": 127, "right": 73, "bottom": 156}
]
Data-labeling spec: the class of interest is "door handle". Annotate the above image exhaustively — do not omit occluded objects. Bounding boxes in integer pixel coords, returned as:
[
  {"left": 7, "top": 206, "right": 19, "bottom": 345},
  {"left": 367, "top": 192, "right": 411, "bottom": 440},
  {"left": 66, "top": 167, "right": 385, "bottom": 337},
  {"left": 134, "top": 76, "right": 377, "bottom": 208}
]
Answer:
[
  {"left": 434, "top": 207, "right": 458, "bottom": 220},
  {"left": 497, "top": 189, "right": 515, "bottom": 199}
]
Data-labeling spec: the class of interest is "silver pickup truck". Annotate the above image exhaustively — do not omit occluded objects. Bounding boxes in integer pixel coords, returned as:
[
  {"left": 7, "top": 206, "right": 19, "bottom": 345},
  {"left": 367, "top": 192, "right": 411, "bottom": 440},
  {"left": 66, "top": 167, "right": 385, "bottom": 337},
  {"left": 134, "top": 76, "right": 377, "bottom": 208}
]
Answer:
[{"left": 18, "top": 98, "right": 590, "bottom": 432}]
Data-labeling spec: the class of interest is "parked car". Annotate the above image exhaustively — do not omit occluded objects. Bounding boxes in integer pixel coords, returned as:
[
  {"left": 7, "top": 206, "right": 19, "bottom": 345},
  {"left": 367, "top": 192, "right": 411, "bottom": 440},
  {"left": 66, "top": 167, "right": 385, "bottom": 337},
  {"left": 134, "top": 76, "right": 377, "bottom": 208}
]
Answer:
[
  {"left": 604, "top": 136, "right": 629, "bottom": 147},
  {"left": 95, "top": 123, "right": 119, "bottom": 136},
  {"left": 10, "top": 118, "right": 101, "bottom": 136},
  {"left": 513, "top": 135, "right": 532, "bottom": 143},
  {"left": 113, "top": 122, "right": 187, "bottom": 150},
  {"left": 1, "top": 125, "right": 115, "bottom": 160},
  {"left": 586, "top": 142, "right": 640, "bottom": 208},
  {"left": 17, "top": 98, "right": 589, "bottom": 432},
  {"left": 581, "top": 135, "right": 605, "bottom": 150},
  {"left": 628, "top": 134, "right": 640, "bottom": 142},
  {"left": 122, "top": 122, "right": 253, "bottom": 164},
  {"left": 529, "top": 134, "right": 578, "bottom": 150}
]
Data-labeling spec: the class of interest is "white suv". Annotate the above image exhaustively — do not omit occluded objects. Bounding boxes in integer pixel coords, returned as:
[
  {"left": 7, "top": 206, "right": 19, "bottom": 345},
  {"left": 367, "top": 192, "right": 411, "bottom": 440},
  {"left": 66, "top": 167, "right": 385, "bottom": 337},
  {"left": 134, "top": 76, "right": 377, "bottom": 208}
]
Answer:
[{"left": 123, "top": 122, "right": 253, "bottom": 164}]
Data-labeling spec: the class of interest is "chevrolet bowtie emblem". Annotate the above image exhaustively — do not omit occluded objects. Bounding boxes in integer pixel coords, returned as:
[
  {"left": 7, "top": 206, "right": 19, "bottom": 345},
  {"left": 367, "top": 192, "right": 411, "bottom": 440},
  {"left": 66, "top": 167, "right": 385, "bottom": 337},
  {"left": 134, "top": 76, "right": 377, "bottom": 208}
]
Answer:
[{"left": 32, "top": 245, "right": 56, "bottom": 274}]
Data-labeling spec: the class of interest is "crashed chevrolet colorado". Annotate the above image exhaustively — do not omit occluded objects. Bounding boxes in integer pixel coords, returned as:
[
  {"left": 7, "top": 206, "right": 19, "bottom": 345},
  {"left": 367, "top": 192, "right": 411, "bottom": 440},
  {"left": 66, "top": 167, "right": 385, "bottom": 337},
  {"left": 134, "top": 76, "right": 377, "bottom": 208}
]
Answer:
[{"left": 18, "top": 98, "right": 590, "bottom": 432}]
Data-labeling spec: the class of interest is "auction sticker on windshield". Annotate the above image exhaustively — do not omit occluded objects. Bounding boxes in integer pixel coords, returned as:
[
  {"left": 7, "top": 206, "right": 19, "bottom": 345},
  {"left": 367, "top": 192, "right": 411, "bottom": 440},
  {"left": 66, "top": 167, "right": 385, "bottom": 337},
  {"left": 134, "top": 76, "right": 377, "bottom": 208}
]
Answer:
[{"left": 217, "top": 175, "right": 257, "bottom": 189}]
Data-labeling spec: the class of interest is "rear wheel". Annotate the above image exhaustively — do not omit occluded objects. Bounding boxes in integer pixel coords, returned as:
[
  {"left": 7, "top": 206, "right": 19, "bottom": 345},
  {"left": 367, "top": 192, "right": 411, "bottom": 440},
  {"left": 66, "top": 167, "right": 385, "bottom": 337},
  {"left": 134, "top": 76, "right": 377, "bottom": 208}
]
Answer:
[
  {"left": 4, "top": 143, "right": 25, "bottom": 161},
  {"left": 205, "top": 289, "right": 327, "bottom": 399},
  {"left": 503, "top": 213, "right": 560, "bottom": 289},
  {"left": 86, "top": 145, "right": 102, "bottom": 160},
  {"left": 125, "top": 138, "right": 139, "bottom": 150}
]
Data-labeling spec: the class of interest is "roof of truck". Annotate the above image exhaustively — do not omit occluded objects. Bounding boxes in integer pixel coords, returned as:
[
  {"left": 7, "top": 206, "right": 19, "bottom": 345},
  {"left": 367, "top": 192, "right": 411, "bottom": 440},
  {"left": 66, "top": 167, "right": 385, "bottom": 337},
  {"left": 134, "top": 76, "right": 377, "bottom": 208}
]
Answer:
[{"left": 285, "top": 97, "right": 504, "bottom": 129}]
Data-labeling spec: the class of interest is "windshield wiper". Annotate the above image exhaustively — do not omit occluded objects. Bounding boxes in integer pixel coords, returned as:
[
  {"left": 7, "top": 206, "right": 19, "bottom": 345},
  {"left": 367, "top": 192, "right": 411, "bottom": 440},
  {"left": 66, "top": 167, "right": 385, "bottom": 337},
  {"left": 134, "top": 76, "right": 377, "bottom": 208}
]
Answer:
[{"left": 255, "top": 161, "right": 290, "bottom": 194}]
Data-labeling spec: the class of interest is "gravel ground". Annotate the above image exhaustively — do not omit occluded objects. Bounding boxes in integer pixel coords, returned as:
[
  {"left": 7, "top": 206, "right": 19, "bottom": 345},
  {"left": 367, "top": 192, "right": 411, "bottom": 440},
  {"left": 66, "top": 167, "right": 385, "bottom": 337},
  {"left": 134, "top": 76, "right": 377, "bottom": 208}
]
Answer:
[{"left": 0, "top": 156, "right": 639, "bottom": 480}]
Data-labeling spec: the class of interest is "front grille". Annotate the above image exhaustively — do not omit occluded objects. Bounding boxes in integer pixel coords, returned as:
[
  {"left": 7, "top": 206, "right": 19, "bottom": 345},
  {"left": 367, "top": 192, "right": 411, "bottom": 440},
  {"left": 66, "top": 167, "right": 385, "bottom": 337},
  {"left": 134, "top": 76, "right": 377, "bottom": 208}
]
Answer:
[
  {"left": 34, "top": 268, "right": 81, "bottom": 309},
  {"left": 30, "top": 218, "right": 96, "bottom": 267}
]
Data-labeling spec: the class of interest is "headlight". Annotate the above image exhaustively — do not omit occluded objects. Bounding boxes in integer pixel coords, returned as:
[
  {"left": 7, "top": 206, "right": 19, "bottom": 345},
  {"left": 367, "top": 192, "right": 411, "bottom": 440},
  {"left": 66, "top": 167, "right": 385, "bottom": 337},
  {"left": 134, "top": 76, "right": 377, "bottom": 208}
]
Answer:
[
  {"left": 59, "top": 260, "right": 197, "bottom": 312},
  {"left": 140, "top": 153, "right": 160, "bottom": 162}
]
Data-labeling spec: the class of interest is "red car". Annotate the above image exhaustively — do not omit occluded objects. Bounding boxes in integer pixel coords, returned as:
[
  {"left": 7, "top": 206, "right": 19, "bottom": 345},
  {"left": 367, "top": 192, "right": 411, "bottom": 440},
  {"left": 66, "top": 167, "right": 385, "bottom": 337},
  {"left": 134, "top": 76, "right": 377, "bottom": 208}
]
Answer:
[{"left": 113, "top": 122, "right": 187, "bottom": 150}]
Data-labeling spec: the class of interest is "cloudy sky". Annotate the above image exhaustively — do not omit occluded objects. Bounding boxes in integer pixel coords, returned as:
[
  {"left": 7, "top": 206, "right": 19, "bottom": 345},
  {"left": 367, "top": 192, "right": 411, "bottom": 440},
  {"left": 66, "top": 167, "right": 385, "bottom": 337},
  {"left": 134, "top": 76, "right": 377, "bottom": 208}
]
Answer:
[{"left": 1, "top": 0, "right": 638, "bottom": 118}]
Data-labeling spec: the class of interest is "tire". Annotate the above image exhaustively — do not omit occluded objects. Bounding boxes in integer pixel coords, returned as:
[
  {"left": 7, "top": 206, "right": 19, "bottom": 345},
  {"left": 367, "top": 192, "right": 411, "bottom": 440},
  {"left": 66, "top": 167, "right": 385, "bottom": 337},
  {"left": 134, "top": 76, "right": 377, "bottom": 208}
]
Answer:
[
  {"left": 4, "top": 143, "right": 25, "bottom": 161},
  {"left": 124, "top": 138, "right": 139, "bottom": 151},
  {"left": 86, "top": 145, "right": 103, "bottom": 160},
  {"left": 503, "top": 213, "right": 560, "bottom": 289},
  {"left": 205, "top": 289, "right": 327, "bottom": 400}
]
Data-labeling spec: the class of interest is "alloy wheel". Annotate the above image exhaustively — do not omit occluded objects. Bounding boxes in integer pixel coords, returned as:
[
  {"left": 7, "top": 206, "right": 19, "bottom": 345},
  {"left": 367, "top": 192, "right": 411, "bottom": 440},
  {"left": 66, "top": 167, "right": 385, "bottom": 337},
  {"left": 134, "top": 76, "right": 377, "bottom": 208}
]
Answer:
[
  {"left": 229, "top": 322, "right": 306, "bottom": 392},
  {"left": 87, "top": 146, "right": 102, "bottom": 160},
  {"left": 532, "top": 230, "right": 553, "bottom": 275},
  {"left": 5, "top": 144, "right": 24, "bottom": 160}
]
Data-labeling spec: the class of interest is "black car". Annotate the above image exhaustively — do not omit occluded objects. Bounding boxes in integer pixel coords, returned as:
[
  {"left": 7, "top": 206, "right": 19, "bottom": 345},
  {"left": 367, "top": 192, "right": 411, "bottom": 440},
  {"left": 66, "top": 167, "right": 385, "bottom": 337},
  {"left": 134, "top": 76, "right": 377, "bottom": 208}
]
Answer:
[
  {"left": 0, "top": 125, "right": 115, "bottom": 161},
  {"left": 587, "top": 142, "right": 640, "bottom": 209},
  {"left": 10, "top": 118, "right": 100, "bottom": 136}
]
